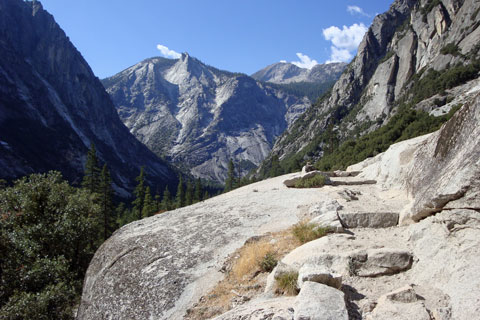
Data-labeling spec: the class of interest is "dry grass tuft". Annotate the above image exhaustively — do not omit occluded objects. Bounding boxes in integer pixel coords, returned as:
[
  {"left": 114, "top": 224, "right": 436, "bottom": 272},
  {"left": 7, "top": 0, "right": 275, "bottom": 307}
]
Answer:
[
  {"left": 184, "top": 228, "right": 301, "bottom": 319},
  {"left": 232, "top": 242, "right": 274, "bottom": 280}
]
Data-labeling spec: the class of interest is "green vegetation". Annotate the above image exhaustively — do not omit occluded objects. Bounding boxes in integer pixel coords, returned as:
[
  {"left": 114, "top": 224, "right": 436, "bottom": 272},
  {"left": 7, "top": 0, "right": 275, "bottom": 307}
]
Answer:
[
  {"left": 292, "top": 221, "right": 330, "bottom": 244},
  {"left": 440, "top": 43, "right": 460, "bottom": 56},
  {"left": 258, "top": 251, "right": 278, "bottom": 273},
  {"left": 224, "top": 159, "right": 236, "bottom": 192},
  {"left": 275, "top": 272, "right": 299, "bottom": 295},
  {"left": 409, "top": 62, "right": 480, "bottom": 104},
  {"left": 316, "top": 104, "right": 461, "bottom": 171},
  {"left": 0, "top": 172, "right": 100, "bottom": 319},
  {"left": 294, "top": 174, "right": 327, "bottom": 188}
]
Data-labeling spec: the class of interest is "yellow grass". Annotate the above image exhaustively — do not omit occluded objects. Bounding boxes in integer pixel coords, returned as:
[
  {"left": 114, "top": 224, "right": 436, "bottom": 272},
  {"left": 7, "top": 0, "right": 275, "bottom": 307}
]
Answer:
[
  {"left": 232, "top": 241, "right": 274, "bottom": 280},
  {"left": 184, "top": 228, "right": 301, "bottom": 320}
]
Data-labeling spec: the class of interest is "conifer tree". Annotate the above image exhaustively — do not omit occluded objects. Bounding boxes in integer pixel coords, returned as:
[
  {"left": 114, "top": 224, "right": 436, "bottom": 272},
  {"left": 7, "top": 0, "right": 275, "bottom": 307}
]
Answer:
[
  {"left": 194, "top": 178, "right": 203, "bottom": 203},
  {"left": 224, "top": 158, "right": 235, "bottom": 192},
  {"left": 132, "top": 166, "right": 146, "bottom": 219},
  {"left": 82, "top": 143, "right": 100, "bottom": 193},
  {"left": 269, "top": 155, "right": 282, "bottom": 178},
  {"left": 185, "top": 180, "right": 194, "bottom": 206},
  {"left": 161, "top": 186, "right": 172, "bottom": 211},
  {"left": 203, "top": 190, "right": 210, "bottom": 200},
  {"left": 99, "top": 164, "right": 114, "bottom": 240},
  {"left": 176, "top": 176, "right": 185, "bottom": 208},
  {"left": 141, "top": 186, "right": 156, "bottom": 218},
  {"left": 154, "top": 194, "right": 161, "bottom": 212}
]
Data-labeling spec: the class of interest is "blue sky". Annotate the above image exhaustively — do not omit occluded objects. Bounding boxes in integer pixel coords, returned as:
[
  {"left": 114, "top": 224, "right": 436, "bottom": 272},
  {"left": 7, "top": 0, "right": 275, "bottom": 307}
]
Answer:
[{"left": 40, "top": 1, "right": 392, "bottom": 78}]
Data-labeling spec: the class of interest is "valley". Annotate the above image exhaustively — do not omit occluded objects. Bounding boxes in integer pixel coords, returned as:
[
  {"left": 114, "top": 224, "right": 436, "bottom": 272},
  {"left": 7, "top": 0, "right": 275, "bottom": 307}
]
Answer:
[{"left": 0, "top": 0, "right": 479, "bottom": 319}]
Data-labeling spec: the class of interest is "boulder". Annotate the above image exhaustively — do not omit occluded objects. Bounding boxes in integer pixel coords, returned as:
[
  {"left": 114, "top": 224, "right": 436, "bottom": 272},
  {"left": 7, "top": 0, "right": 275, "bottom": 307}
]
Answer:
[
  {"left": 308, "top": 200, "right": 344, "bottom": 233},
  {"left": 366, "top": 285, "right": 430, "bottom": 320},
  {"left": 265, "top": 262, "right": 299, "bottom": 296},
  {"left": 339, "top": 211, "right": 399, "bottom": 228},
  {"left": 378, "top": 285, "right": 421, "bottom": 303},
  {"left": 212, "top": 297, "right": 295, "bottom": 320},
  {"left": 297, "top": 264, "right": 342, "bottom": 289},
  {"left": 350, "top": 249, "right": 413, "bottom": 277},
  {"left": 293, "top": 282, "right": 348, "bottom": 320}
]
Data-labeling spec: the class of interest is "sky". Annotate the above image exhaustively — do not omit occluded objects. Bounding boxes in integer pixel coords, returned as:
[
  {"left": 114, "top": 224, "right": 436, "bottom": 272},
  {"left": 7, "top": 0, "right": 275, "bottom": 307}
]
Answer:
[{"left": 39, "top": 1, "right": 392, "bottom": 79}]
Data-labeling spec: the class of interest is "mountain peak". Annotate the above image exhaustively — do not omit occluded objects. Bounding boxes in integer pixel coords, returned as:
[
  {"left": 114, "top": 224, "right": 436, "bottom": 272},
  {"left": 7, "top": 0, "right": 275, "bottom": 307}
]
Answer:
[{"left": 252, "top": 61, "right": 346, "bottom": 85}]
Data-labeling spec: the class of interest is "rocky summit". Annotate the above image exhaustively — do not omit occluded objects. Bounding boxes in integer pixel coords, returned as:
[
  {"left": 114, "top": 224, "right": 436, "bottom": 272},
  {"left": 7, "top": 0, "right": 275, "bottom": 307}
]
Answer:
[
  {"left": 102, "top": 54, "right": 328, "bottom": 183},
  {"left": 251, "top": 62, "right": 346, "bottom": 85},
  {"left": 0, "top": 0, "right": 178, "bottom": 194}
]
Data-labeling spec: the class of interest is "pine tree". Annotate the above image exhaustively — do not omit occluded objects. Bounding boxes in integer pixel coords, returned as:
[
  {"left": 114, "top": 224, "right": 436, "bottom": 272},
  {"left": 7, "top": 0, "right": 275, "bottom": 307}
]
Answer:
[
  {"left": 154, "top": 194, "right": 161, "bottom": 212},
  {"left": 141, "top": 186, "right": 156, "bottom": 218},
  {"left": 161, "top": 186, "right": 172, "bottom": 211},
  {"left": 116, "top": 202, "right": 135, "bottom": 227},
  {"left": 224, "top": 159, "right": 235, "bottom": 192},
  {"left": 203, "top": 190, "right": 210, "bottom": 200},
  {"left": 132, "top": 166, "right": 146, "bottom": 220},
  {"left": 269, "top": 155, "right": 282, "bottom": 178},
  {"left": 185, "top": 180, "right": 194, "bottom": 206},
  {"left": 99, "top": 164, "right": 114, "bottom": 240},
  {"left": 82, "top": 143, "right": 100, "bottom": 193},
  {"left": 194, "top": 178, "right": 203, "bottom": 203},
  {"left": 176, "top": 176, "right": 185, "bottom": 208}
]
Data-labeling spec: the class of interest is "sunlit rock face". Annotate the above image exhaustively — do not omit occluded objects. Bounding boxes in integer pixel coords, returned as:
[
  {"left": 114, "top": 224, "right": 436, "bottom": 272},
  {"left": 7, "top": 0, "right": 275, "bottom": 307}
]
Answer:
[{"left": 103, "top": 54, "right": 317, "bottom": 183}]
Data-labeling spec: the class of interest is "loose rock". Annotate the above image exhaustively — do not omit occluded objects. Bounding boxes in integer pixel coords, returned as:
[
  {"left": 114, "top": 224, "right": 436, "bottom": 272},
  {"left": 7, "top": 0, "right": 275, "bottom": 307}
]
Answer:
[{"left": 293, "top": 282, "right": 348, "bottom": 320}]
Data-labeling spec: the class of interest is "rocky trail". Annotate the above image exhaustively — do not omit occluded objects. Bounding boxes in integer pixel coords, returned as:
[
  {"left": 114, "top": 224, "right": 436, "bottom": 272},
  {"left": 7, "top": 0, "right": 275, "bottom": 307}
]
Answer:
[{"left": 204, "top": 169, "right": 479, "bottom": 320}]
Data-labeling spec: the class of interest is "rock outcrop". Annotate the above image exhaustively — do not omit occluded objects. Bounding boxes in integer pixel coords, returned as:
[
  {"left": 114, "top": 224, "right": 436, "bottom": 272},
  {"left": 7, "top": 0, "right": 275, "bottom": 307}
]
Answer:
[
  {"left": 0, "top": 0, "right": 177, "bottom": 193},
  {"left": 103, "top": 54, "right": 322, "bottom": 183}
]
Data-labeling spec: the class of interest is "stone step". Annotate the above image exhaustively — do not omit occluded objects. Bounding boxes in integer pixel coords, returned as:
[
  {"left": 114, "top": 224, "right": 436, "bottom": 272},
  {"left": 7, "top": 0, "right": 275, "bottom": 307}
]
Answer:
[{"left": 339, "top": 211, "right": 399, "bottom": 228}]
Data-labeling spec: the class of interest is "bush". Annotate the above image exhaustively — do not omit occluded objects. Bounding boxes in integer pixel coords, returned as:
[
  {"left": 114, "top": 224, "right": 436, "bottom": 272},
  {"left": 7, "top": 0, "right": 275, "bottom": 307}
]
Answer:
[
  {"left": 275, "top": 272, "right": 299, "bottom": 295},
  {"left": 258, "top": 252, "right": 278, "bottom": 272},
  {"left": 294, "top": 174, "right": 327, "bottom": 188},
  {"left": 440, "top": 43, "right": 460, "bottom": 56},
  {"left": 0, "top": 172, "right": 100, "bottom": 319},
  {"left": 292, "top": 221, "right": 330, "bottom": 244}
]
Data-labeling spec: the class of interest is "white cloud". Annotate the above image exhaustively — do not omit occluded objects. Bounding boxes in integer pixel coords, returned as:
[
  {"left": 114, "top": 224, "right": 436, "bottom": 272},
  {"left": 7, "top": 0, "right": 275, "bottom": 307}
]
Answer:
[
  {"left": 323, "top": 23, "right": 368, "bottom": 62},
  {"left": 347, "top": 5, "right": 371, "bottom": 17},
  {"left": 291, "top": 52, "right": 318, "bottom": 69},
  {"left": 280, "top": 60, "right": 287, "bottom": 63},
  {"left": 156, "top": 44, "right": 181, "bottom": 59},
  {"left": 326, "top": 47, "right": 353, "bottom": 63}
]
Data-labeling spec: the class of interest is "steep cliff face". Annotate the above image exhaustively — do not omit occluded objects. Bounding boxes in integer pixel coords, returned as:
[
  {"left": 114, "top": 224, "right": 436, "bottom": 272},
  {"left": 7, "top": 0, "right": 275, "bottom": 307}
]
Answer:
[
  {"left": 251, "top": 62, "right": 346, "bottom": 84},
  {"left": 268, "top": 0, "right": 480, "bottom": 166},
  {"left": 0, "top": 0, "right": 177, "bottom": 194},
  {"left": 103, "top": 55, "right": 313, "bottom": 183}
]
